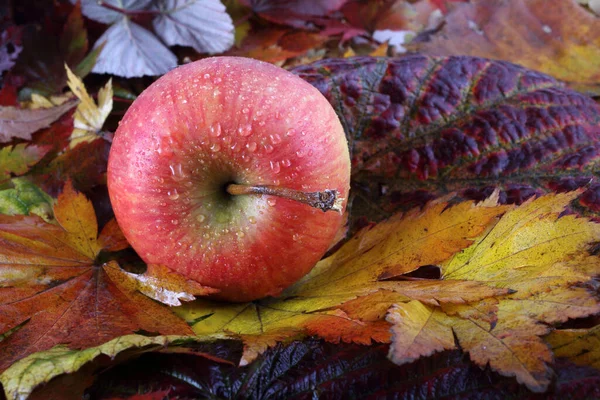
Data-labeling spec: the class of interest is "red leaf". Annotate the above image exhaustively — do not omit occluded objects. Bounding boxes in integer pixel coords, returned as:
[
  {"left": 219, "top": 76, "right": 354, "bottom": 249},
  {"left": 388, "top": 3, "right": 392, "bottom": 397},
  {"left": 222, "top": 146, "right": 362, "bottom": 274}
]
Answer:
[
  {"left": 0, "top": 183, "right": 192, "bottom": 371},
  {"left": 293, "top": 55, "right": 600, "bottom": 228}
]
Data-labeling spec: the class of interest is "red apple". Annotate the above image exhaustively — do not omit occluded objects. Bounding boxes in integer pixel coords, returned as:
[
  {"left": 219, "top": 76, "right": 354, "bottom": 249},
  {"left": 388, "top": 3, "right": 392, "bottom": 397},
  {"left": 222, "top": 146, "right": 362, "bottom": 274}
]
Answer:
[{"left": 107, "top": 57, "right": 350, "bottom": 302}]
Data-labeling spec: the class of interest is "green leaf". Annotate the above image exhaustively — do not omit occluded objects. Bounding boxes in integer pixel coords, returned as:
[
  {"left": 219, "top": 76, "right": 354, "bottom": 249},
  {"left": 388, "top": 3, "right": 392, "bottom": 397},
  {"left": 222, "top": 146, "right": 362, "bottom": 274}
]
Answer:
[
  {"left": 0, "top": 144, "right": 50, "bottom": 182},
  {"left": 0, "top": 178, "right": 54, "bottom": 221}
]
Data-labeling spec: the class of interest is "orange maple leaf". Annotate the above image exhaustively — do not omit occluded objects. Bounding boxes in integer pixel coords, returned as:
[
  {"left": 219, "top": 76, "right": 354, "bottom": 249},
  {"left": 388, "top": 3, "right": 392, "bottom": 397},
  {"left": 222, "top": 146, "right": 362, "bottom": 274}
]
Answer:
[{"left": 0, "top": 182, "right": 212, "bottom": 371}]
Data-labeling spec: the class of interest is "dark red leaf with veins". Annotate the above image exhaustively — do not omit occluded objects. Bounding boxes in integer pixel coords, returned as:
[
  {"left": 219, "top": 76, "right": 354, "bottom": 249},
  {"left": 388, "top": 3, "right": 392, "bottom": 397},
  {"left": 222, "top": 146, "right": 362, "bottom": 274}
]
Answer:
[{"left": 293, "top": 55, "right": 600, "bottom": 227}]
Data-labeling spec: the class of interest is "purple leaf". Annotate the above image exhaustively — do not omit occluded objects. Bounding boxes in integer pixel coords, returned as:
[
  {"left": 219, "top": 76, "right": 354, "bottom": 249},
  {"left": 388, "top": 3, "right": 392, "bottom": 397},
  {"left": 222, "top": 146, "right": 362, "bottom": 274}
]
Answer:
[
  {"left": 153, "top": 0, "right": 234, "bottom": 54},
  {"left": 92, "top": 18, "right": 177, "bottom": 78},
  {"left": 0, "top": 99, "right": 77, "bottom": 143},
  {"left": 75, "top": 0, "right": 154, "bottom": 24}
]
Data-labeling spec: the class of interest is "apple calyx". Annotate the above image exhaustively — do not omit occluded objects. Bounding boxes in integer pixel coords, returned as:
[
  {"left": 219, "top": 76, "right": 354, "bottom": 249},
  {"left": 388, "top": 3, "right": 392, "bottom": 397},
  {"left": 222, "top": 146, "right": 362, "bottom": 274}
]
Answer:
[{"left": 226, "top": 183, "right": 344, "bottom": 213}]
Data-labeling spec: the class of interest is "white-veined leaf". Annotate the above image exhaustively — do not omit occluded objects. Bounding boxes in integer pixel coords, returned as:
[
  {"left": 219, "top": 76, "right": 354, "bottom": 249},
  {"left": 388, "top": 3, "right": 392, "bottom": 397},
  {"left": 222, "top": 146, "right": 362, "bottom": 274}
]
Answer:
[
  {"left": 92, "top": 17, "right": 177, "bottom": 78},
  {"left": 153, "top": 0, "right": 234, "bottom": 54},
  {"left": 75, "top": 0, "right": 154, "bottom": 24}
]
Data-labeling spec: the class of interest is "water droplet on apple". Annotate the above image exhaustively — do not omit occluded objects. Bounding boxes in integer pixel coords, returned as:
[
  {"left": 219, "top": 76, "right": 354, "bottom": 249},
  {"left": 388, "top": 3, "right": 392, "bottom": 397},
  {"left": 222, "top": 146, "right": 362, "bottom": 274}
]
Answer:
[
  {"left": 238, "top": 124, "right": 252, "bottom": 137},
  {"left": 182, "top": 99, "right": 188, "bottom": 104},
  {"left": 285, "top": 128, "right": 296, "bottom": 137},
  {"left": 210, "top": 143, "right": 221, "bottom": 152},
  {"left": 214, "top": 77, "right": 222, "bottom": 84},
  {"left": 270, "top": 133, "right": 282, "bottom": 144},
  {"left": 264, "top": 144, "right": 274, "bottom": 153},
  {"left": 270, "top": 161, "right": 281, "bottom": 173},
  {"left": 168, "top": 189, "right": 179, "bottom": 200},
  {"left": 237, "top": 231, "right": 245, "bottom": 238},
  {"left": 301, "top": 131, "right": 306, "bottom": 136},
  {"left": 282, "top": 159, "right": 292, "bottom": 167},
  {"left": 169, "top": 164, "right": 186, "bottom": 181},
  {"left": 171, "top": 219, "right": 179, "bottom": 225},
  {"left": 242, "top": 107, "right": 249, "bottom": 114},
  {"left": 209, "top": 123, "right": 222, "bottom": 137},
  {"left": 296, "top": 148, "right": 306, "bottom": 157},
  {"left": 292, "top": 233, "right": 300, "bottom": 241},
  {"left": 248, "top": 216, "right": 256, "bottom": 224},
  {"left": 267, "top": 198, "right": 276, "bottom": 207},
  {"left": 196, "top": 214, "right": 206, "bottom": 223},
  {"left": 246, "top": 142, "right": 257, "bottom": 152},
  {"left": 204, "top": 73, "right": 211, "bottom": 79}
]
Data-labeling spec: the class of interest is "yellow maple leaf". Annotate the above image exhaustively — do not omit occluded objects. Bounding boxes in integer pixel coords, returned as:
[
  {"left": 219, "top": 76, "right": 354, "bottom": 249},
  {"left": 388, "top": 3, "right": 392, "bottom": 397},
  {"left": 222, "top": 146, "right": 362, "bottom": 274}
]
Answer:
[
  {"left": 65, "top": 64, "right": 113, "bottom": 148},
  {"left": 388, "top": 192, "right": 600, "bottom": 392},
  {"left": 387, "top": 301, "right": 455, "bottom": 365},
  {"left": 175, "top": 197, "right": 509, "bottom": 363},
  {"left": 546, "top": 325, "right": 600, "bottom": 369},
  {"left": 173, "top": 192, "right": 600, "bottom": 392}
]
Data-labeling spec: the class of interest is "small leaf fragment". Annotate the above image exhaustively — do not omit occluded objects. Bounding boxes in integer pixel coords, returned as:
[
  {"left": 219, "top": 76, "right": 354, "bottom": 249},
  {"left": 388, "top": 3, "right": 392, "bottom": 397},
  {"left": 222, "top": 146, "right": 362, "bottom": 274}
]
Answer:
[
  {"left": 65, "top": 64, "right": 113, "bottom": 147},
  {"left": 98, "top": 218, "right": 129, "bottom": 252},
  {"left": 0, "top": 144, "right": 50, "bottom": 182},
  {"left": 0, "top": 334, "right": 219, "bottom": 400},
  {"left": 153, "top": 0, "right": 234, "bottom": 54},
  {"left": 387, "top": 301, "right": 455, "bottom": 365},
  {"left": 547, "top": 325, "right": 600, "bottom": 369},
  {"left": 0, "top": 178, "right": 54, "bottom": 221},
  {"left": 104, "top": 262, "right": 219, "bottom": 307},
  {"left": 0, "top": 100, "right": 77, "bottom": 142}
]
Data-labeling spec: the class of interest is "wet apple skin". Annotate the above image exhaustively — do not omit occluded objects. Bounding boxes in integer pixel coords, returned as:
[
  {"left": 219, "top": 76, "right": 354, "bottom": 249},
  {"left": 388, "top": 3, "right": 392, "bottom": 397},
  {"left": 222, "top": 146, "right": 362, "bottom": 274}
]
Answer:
[{"left": 107, "top": 57, "right": 350, "bottom": 302}]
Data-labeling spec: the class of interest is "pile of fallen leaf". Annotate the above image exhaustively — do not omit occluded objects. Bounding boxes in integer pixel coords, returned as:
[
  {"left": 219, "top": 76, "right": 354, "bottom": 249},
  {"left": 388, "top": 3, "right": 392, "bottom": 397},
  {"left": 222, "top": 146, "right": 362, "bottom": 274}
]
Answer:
[{"left": 1, "top": 0, "right": 600, "bottom": 398}]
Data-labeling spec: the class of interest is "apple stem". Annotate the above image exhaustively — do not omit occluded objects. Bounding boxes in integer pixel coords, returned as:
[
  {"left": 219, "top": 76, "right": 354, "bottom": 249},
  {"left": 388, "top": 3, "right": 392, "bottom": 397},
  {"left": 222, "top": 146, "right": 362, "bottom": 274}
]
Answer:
[{"left": 226, "top": 184, "right": 344, "bottom": 213}]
